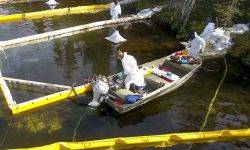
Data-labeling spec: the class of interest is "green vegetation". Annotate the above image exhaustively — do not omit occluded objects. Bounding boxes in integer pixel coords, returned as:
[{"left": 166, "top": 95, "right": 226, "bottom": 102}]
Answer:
[
  {"left": 101, "top": 0, "right": 250, "bottom": 70},
  {"left": 229, "top": 32, "right": 250, "bottom": 66},
  {"left": 152, "top": 0, "right": 250, "bottom": 37},
  {"left": 226, "top": 32, "right": 250, "bottom": 81},
  {"left": 128, "top": 0, "right": 250, "bottom": 74}
]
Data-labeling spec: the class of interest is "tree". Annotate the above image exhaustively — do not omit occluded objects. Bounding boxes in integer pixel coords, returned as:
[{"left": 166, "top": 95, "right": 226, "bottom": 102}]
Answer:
[
  {"left": 214, "top": 0, "right": 240, "bottom": 27},
  {"left": 179, "top": 0, "right": 197, "bottom": 31}
]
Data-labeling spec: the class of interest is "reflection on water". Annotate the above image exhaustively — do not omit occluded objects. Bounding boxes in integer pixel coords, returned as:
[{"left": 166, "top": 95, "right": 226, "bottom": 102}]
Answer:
[
  {"left": 106, "top": 26, "right": 127, "bottom": 74},
  {"left": 109, "top": 43, "right": 120, "bottom": 74},
  {"left": 0, "top": 1, "right": 249, "bottom": 150},
  {"left": 11, "top": 111, "right": 63, "bottom": 133},
  {"left": 0, "top": 22, "right": 249, "bottom": 150},
  {"left": 0, "top": 20, "right": 181, "bottom": 149}
]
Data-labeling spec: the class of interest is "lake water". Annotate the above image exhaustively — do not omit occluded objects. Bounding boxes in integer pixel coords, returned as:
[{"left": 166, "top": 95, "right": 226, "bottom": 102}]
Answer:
[{"left": 0, "top": 0, "right": 249, "bottom": 149}]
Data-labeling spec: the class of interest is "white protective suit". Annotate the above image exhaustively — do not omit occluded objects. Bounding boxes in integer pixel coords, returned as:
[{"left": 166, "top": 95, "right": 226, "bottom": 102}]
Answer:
[
  {"left": 110, "top": 2, "right": 121, "bottom": 20},
  {"left": 200, "top": 23, "right": 215, "bottom": 41},
  {"left": 121, "top": 52, "right": 146, "bottom": 90},
  {"left": 186, "top": 32, "right": 206, "bottom": 58}
]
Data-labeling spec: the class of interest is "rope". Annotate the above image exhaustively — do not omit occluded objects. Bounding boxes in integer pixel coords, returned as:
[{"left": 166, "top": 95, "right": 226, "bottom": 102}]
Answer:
[
  {"left": 188, "top": 53, "right": 228, "bottom": 150},
  {"left": 72, "top": 107, "right": 88, "bottom": 142},
  {"left": 0, "top": 117, "right": 13, "bottom": 148},
  {"left": 71, "top": 82, "right": 80, "bottom": 98}
]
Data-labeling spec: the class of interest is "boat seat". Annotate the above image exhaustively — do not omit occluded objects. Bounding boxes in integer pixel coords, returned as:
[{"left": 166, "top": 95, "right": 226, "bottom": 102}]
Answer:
[
  {"left": 144, "top": 74, "right": 170, "bottom": 90},
  {"left": 108, "top": 88, "right": 135, "bottom": 102}
]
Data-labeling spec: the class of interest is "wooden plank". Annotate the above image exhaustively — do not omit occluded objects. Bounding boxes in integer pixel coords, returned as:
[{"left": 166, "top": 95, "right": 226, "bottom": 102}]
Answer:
[{"left": 2, "top": 77, "right": 70, "bottom": 93}]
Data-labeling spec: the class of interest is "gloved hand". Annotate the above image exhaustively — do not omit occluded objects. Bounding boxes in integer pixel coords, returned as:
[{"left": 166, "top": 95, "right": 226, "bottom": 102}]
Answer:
[
  {"left": 117, "top": 72, "right": 123, "bottom": 78},
  {"left": 117, "top": 69, "right": 125, "bottom": 78}
]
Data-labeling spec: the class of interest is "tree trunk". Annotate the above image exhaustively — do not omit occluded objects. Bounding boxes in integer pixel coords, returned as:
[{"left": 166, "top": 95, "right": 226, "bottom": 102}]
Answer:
[{"left": 180, "top": 0, "right": 197, "bottom": 31}]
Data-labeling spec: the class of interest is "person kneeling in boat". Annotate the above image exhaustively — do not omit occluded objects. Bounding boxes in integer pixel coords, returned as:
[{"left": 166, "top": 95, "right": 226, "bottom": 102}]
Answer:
[
  {"left": 116, "top": 50, "right": 146, "bottom": 92},
  {"left": 185, "top": 32, "right": 206, "bottom": 59}
]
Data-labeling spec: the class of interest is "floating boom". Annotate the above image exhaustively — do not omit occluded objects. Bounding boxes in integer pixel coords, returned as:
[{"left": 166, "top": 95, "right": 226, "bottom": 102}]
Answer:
[
  {"left": 0, "top": 4, "right": 111, "bottom": 23},
  {"left": 10, "top": 128, "right": 250, "bottom": 150},
  {"left": 10, "top": 83, "right": 92, "bottom": 116}
]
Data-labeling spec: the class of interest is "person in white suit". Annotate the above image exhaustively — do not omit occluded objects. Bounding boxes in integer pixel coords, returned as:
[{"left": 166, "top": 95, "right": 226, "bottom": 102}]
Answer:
[
  {"left": 200, "top": 17, "right": 215, "bottom": 42},
  {"left": 116, "top": 50, "right": 146, "bottom": 90},
  {"left": 110, "top": 0, "right": 121, "bottom": 20},
  {"left": 185, "top": 32, "right": 206, "bottom": 58}
]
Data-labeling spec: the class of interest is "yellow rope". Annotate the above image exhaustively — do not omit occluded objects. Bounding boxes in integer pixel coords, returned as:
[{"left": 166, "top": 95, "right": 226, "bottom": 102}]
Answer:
[
  {"left": 200, "top": 53, "right": 227, "bottom": 132},
  {"left": 188, "top": 53, "right": 228, "bottom": 150},
  {"left": 72, "top": 107, "right": 88, "bottom": 142}
]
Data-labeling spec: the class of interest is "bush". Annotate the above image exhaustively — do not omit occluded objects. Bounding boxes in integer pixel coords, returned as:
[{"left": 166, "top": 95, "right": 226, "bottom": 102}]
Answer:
[{"left": 229, "top": 32, "right": 250, "bottom": 66}]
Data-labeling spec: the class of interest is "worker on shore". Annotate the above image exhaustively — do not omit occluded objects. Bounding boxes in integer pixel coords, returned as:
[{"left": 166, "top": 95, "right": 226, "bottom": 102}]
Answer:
[
  {"left": 185, "top": 32, "right": 206, "bottom": 58},
  {"left": 110, "top": 0, "right": 121, "bottom": 20},
  {"left": 116, "top": 50, "right": 146, "bottom": 91},
  {"left": 200, "top": 17, "right": 215, "bottom": 42}
]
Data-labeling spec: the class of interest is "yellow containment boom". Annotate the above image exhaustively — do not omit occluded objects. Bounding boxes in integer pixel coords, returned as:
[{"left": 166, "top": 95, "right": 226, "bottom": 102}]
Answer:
[
  {"left": 10, "top": 83, "right": 92, "bottom": 116},
  {"left": 7, "top": 65, "right": 155, "bottom": 116},
  {"left": 10, "top": 128, "right": 250, "bottom": 150},
  {"left": 0, "top": 4, "right": 111, "bottom": 23}
]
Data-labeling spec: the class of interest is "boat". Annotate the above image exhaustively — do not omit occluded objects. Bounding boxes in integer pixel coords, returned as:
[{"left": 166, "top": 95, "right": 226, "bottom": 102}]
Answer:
[{"left": 104, "top": 52, "right": 202, "bottom": 115}]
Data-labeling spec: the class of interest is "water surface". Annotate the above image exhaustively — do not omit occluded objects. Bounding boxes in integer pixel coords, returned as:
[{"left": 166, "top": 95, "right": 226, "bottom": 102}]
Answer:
[{"left": 0, "top": 1, "right": 249, "bottom": 150}]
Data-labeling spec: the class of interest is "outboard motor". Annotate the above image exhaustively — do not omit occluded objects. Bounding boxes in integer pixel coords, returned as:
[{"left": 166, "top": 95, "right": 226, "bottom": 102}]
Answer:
[
  {"left": 88, "top": 79, "right": 109, "bottom": 108},
  {"left": 110, "top": 74, "right": 125, "bottom": 90}
]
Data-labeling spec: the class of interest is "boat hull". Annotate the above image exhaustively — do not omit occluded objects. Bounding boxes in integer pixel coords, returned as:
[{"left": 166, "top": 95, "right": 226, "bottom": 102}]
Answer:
[{"left": 105, "top": 56, "right": 202, "bottom": 115}]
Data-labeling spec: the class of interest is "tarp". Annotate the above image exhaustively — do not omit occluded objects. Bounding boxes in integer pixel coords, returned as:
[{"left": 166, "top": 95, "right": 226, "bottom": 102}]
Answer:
[
  {"left": 136, "top": 6, "right": 163, "bottom": 17},
  {"left": 231, "top": 24, "right": 249, "bottom": 34},
  {"left": 105, "top": 29, "right": 127, "bottom": 43}
]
